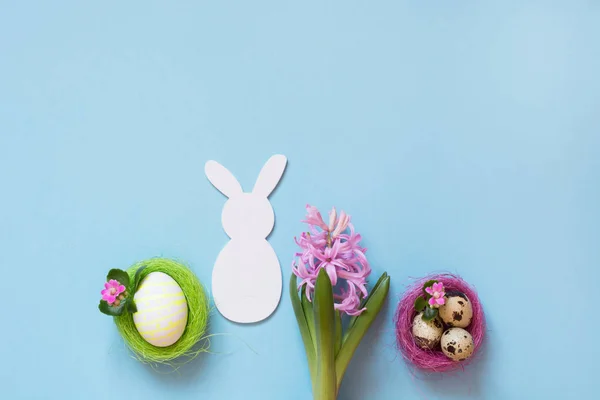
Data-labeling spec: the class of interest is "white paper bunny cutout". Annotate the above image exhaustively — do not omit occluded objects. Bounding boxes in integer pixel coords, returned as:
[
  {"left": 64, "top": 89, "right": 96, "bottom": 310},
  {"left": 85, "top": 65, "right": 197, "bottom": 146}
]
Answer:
[{"left": 205, "top": 155, "right": 287, "bottom": 323}]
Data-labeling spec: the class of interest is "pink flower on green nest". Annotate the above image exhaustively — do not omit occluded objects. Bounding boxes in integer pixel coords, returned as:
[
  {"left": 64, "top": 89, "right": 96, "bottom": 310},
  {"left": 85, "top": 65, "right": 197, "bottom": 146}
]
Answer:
[
  {"left": 425, "top": 282, "right": 446, "bottom": 308},
  {"left": 101, "top": 279, "right": 126, "bottom": 305}
]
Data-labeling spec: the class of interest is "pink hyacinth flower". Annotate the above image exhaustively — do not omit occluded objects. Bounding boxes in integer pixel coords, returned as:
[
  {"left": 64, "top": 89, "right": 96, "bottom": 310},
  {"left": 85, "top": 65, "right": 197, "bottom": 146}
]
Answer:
[
  {"left": 101, "top": 279, "right": 126, "bottom": 305},
  {"left": 331, "top": 210, "right": 350, "bottom": 238},
  {"left": 425, "top": 282, "right": 446, "bottom": 308},
  {"left": 335, "top": 283, "right": 366, "bottom": 316},
  {"left": 302, "top": 204, "right": 329, "bottom": 231},
  {"left": 309, "top": 240, "right": 346, "bottom": 286},
  {"left": 292, "top": 204, "right": 371, "bottom": 316}
]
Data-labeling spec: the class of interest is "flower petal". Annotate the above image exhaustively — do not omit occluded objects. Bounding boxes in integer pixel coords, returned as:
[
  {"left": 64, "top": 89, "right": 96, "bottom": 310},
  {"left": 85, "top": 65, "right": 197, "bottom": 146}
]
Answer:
[
  {"left": 324, "top": 263, "right": 338, "bottom": 286},
  {"left": 103, "top": 294, "right": 116, "bottom": 304},
  {"left": 328, "top": 207, "right": 337, "bottom": 232},
  {"left": 332, "top": 211, "right": 350, "bottom": 237},
  {"left": 302, "top": 204, "right": 329, "bottom": 231}
]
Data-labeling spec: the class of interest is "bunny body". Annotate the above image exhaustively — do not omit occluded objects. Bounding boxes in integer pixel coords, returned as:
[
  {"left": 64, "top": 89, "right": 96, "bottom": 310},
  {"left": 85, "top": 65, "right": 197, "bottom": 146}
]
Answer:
[
  {"left": 205, "top": 155, "right": 287, "bottom": 323},
  {"left": 212, "top": 238, "right": 282, "bottom": 323}
]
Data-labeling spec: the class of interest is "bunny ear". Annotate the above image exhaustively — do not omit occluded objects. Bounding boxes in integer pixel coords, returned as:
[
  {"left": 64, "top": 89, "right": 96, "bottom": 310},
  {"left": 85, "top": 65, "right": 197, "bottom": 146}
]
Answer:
[
  {"left": 205, "top": 160, "right": 243, "bottom": 198},
  {"left": 252, "top": 154, "right": 287, "bottom": 197}
]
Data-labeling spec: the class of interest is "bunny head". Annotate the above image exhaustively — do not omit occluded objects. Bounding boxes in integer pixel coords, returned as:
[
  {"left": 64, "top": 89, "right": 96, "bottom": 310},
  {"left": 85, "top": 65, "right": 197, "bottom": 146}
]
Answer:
[{"left": 205, "top": 155, "right": 287, "bottom": 239}]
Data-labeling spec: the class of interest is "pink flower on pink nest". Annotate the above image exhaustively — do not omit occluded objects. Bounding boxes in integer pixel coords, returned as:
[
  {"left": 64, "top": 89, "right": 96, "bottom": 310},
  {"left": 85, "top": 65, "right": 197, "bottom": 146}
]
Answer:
[
  {"left": 101, "top": 279, "right": 126, "bottom": 305},
  {"left": 425, "top": 282, "right": 446, "bottom": 308},
  {"left": 293, "top": 205, "right": 370, "bottom": 316}
]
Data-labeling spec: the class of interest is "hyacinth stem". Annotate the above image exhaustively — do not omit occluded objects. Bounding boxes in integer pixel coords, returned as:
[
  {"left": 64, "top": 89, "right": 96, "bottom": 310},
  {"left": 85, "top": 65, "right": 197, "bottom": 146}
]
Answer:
[
  {"left": 291, "top": 272, "right": 390, "bottom": 399},
  {"left": 313, "top": 269, "right": 337, "bottom": 400}
]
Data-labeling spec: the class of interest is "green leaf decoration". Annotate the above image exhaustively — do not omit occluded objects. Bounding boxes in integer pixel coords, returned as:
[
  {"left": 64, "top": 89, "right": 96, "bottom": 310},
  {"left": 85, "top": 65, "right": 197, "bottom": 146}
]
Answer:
[
  {"left": 290, "top": 274, "right": 316, "bottom": 385},
  {"left": 132, "top": 265, "right": 147, "bottom": 293},
  {"left": 106, "top": 269, "right": 130, "bottom": 288},
  {"left": 98, "top": 300, "right": 127, "bottom": 316},
  {"left": 414, "top": 296, "right": 427, "bottom": 312},
  {"left": 422, "top": 279, "right": 437, "bottom": 296},
  {"left": 313, "top": 269, "right": 337, "bottom": 400},
  {"left": 127, "top": 299, "right": 138, "bottom": 313},
  {"left": 336, "top": 272, "right": 390, "bottom": 390},
  {"left": 422, "top": 306, "right": 439, "bottom": 321}
]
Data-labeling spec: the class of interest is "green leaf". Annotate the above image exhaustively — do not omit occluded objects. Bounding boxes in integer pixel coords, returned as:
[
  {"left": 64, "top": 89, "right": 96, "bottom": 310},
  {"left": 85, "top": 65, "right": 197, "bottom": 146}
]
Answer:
[
  {"left": 336, "top": 272, "right": 390, "bottom": 391},
  {"left": 346, "top": 272, "right": 388, "bottom": 334},
  {"left": 414, "top": 296, "right": 427, "bottom": 312},
  {"left": 422, "top": 280, "right": 437, "bottom": 296},
  {"left": 422, "top": 306, "right": 438, "bottom": 321},
  {"left": 313, "top": 269, "right": 337, "bottom": 400},
  {"left": 290, "top": 275, "right": 316, "bottom": 386},
  {"left": 132, "top": 265, "right": 147, "bottom": 292},
  {"left": 98, "top": 300, "right": 126, "bottom": 316},
  {"left": 127, "top": 299, "right": 138, "bottom": 313},
  {"left": 334, "top": 311, "right": 342, "bottom": 357},
  {"left": 106, "top": 269, "right": 130, "bottom": 288},
  {"left": 301, "top": 290, "right": 317, "bottom": 353}
]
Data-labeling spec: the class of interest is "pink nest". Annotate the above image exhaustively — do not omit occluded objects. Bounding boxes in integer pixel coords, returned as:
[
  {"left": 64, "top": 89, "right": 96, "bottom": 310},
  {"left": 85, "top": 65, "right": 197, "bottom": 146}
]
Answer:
[{"left": 395, "top": 273, "right": 486, "bottom": 372}]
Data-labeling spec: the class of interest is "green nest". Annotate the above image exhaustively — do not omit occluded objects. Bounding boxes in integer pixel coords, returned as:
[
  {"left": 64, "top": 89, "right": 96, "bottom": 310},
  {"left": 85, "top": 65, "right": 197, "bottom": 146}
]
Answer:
[{"left": 114, "top": 258, "right": 210, "bottom": 365}]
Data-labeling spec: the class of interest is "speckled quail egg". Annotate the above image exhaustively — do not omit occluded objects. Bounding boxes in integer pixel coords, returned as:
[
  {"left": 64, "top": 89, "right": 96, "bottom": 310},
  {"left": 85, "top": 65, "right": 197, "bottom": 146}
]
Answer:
[
  {"left": 441, "top": 327, "right": 474, "bottom": 361},
  {"left": 412, "top": 312, "right": 444, "bottom": 349},
  {"left": 439, "top": 291, "right": 473, "bottom": 328}
]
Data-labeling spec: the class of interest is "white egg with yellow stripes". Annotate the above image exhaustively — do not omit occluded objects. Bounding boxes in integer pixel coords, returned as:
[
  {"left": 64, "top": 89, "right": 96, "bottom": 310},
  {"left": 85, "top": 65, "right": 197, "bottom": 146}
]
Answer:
[{"left": 132, "top": 272, "right": 188, "bottom": 347}]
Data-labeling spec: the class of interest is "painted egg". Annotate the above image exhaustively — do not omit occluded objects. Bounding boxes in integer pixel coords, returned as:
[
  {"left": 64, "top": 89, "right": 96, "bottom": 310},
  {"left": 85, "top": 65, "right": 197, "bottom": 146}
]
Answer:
[
  {"left": 411, "top": 312, "right": 443, "bottom": 349},
  {"left": 439, "top": 291, "right": 473, "bottom": 328},
  {"left": 132, "top": 272, "right": 188, "bottom": 347},
  {"left": 441, "top": 327, "right": 474, "bottom": 361}
]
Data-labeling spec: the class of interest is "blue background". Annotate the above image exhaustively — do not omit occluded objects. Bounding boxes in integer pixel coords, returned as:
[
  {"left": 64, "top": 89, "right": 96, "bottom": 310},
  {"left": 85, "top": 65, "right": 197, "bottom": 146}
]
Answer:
[{"left": 1, "top": 1, "right": 598, "bottom": 399}]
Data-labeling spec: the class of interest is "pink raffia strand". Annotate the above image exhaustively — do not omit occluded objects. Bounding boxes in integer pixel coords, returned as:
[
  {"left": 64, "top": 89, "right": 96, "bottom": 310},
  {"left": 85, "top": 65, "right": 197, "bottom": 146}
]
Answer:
[
  {"left": 292, "top": 204, "right": 371, "bottom": 316},
  {"left": 395, "top": 273, "right": 486, "bottom": 373}
]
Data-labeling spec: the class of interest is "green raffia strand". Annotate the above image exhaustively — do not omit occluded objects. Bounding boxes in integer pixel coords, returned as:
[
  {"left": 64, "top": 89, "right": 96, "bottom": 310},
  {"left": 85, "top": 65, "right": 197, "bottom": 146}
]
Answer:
[
  {"left": 113, "top": 258, "right": 210, "bottom": 365},
  {"left": 291, "top": 271, "right": 391, "bottom": 399}
]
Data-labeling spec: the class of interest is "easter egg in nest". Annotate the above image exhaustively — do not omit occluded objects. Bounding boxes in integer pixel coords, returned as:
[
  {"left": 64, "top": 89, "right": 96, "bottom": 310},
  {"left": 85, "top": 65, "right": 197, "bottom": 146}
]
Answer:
[
  {"left": 439, "top": 291, "right": 473, "bottom": 328},
  {"left": 411, "top": 312, "right": 443, "bottom": 349},
  {"left": 132, "top": 271, "right": 189, "bottom": 347},
  {"left": 441, "top": 327, "right": 474, "bottom": 361},
  {"left": 395, "top": 273, "right": 486, "bottom": 372}
]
